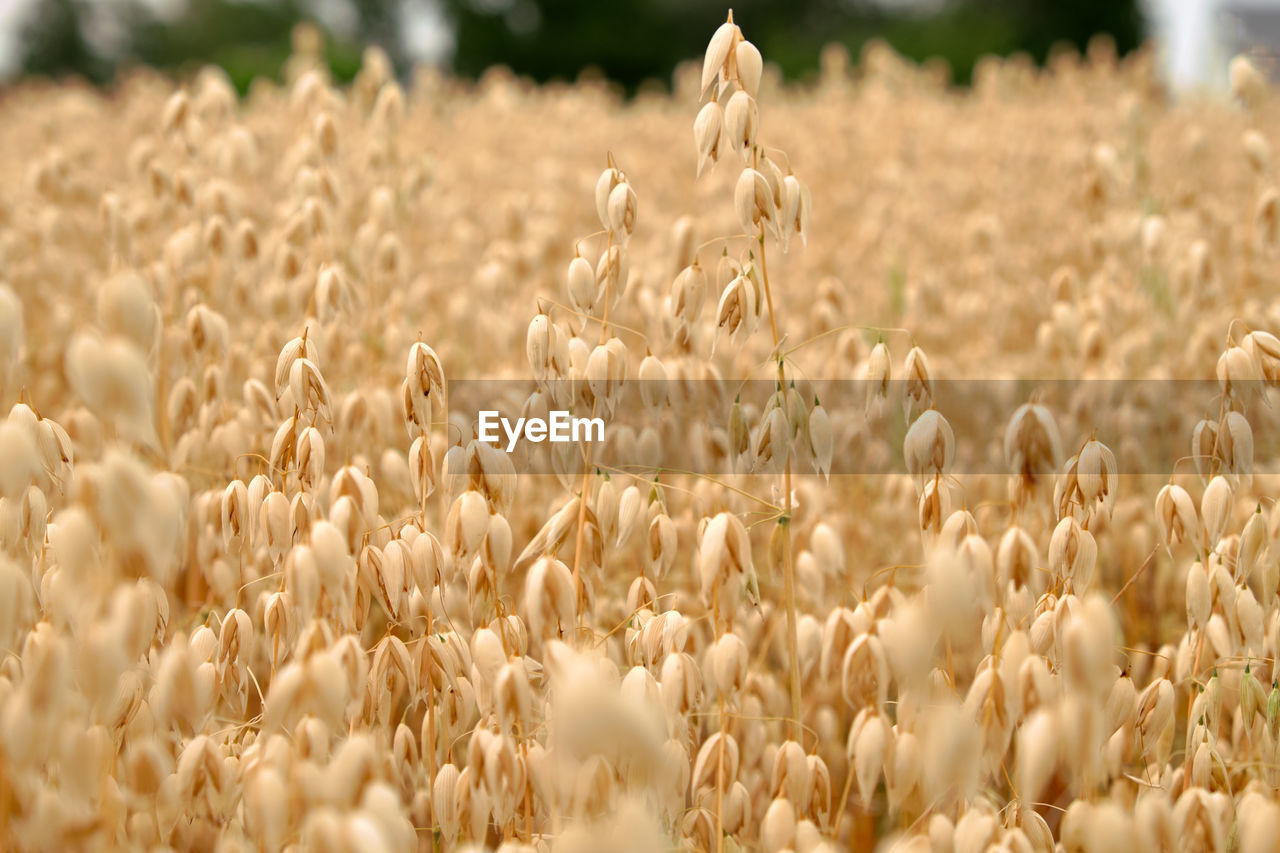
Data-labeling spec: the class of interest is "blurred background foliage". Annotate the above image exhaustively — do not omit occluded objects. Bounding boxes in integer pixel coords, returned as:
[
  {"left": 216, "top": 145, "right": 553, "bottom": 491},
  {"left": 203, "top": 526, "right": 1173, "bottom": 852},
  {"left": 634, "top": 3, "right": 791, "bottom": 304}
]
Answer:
[{"left": 10, "top": 0, "right": 1143, "bottom": 93}]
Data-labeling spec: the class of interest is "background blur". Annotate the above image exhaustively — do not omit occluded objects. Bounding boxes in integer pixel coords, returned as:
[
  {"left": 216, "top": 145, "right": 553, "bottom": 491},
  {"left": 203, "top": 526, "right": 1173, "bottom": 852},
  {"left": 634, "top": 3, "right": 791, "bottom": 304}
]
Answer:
[{"left": 0, "top": 0, "right": 1273, "bottom": 94}]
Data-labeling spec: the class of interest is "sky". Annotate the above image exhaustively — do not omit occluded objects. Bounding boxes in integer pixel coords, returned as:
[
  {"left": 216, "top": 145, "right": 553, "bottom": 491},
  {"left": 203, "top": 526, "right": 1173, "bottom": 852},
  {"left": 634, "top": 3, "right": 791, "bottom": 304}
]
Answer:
[{"left": 0, "top": 0, "right": 1275, "bottom": 91}]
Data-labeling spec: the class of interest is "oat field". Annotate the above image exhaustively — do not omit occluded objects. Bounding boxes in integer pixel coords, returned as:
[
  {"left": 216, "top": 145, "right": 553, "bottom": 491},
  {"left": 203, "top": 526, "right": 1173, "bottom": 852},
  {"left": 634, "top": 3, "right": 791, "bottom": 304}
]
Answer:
[{"left": 3, "top": 14, "right": 1280, "bottom": 852}]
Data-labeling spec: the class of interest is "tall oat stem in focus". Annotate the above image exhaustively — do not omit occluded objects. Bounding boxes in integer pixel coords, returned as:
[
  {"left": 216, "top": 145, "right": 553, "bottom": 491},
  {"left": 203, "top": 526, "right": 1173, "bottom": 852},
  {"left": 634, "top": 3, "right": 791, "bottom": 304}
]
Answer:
[
  {"left": 696, "top": 9, "right": 812, "bottom": 742},
  {"left": 569, "top": 186, "right": 619, "bottom": 637},
  {"left": 521, "top": 153, "right": 634, "bottom": 644}
]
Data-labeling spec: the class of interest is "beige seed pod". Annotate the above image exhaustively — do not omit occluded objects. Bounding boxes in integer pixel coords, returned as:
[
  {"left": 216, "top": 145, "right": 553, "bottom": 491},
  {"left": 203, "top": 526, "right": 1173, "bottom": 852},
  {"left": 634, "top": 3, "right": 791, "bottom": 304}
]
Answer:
[
  {"left": 1239, "top": 791, "right": 1280, "bottom": 853},
  {"left": 714, "top": 250, "right": 741, "bottom": 293},
  {"left": 0, "top": 422, "right": 37, "bottom": 501},
  {"left": 526, "top": 312, "right": 552, "bottom": 379},
  {"left": 595, "top": 244, "right": 630, "bottom": 311},
  {"left": 669, "top": 260, "right": 707, "bottom": 333},
  {"left": 595, "top": 165, "right": 623, "bottom": 229},
  {"left": 779, "top": 174, "right": 811, "bottom": 250},
  {"left": 289, "top": 357, "right": 332, "bottom": 423},
  {"left": 902, "top": 346, "right": 934, "bottom": 419},
  {"left": 701, "top": 20, "right": 739, "bottom": 97},
  {"left": 615, "top": 485, "right": 643, "bottom": 547},
  {"left": 691, "top": 731, "right": 740, "bottom": 794},
  {"left": 493, "top": 661, "right": 532, "bottom": 734},
  {"left": 696, "top": 511, "right": 753, "bottom": 605},
  {"left": 820, "top": 607, "right": 862, "bottom": 680},
  {"left": 258, "top": 490, "right": 290, "bottom": 561},
  {"left": 65, "top": 335, "right": 157, "bottom": 448},
  {"left": 161, "top": 90, "right": 190, "bottom": 135},
  {"left": 724, "top": 91, "right": 759, "bottom": 157},
  {"left": 307, "top": 109, "right": 338, "bottom": 156},
  {"left": 567, "top": 255, "right": 597, "bottom": 315},
  {"left": 658, "top": 654, "right": 699, "bottom": 721},
  {"left": 220, "top": 479, "right": 249, "bottom": 550},
  {"left": 296, "top": 426, "right": 325, "bottom": 490},
  {"left": 638, "top": 353, "right": 668, "bottom": 410},
  {"left": 97, "top": 272, "right": 157, "bottom": 351},
  {"left": 938, "top": 509, "right": 978, "bottom": 550},
  {"left": 1240, "top": 665, "right": 1268, "bottom": 729},
  {"left": 607, "top": 181, "right": 637, "bottom": 241},
  {"left": 903, "top": 409, "right": 955, "bottom": 484},
  {"left": 709, "top": 633, "right": 749, "bottom": 704},
  {"left": 314, "top": 264, "right": 354, "bottom": 321},
  {"left": 769, "top": 740, "right": 810, "bottom": 808},
  {"left": 378, "top": 542, "right": 414, "bottom": 623},
  {"left": 1155, "top": 483, "right": 1200, "bottom": 549},
  {"left": 1244, "top": 129, "right": 1272, "bottom": 173},
  {"left": 267, "top": 415, "right": 298, "bottom": 476},
  {"left": 752, "top": 404, "right": 790, "bottom": 475},
  {"left": 274, "top": 333, "right": 317, "bottom": 398},
  {"left": 645, "top": 511, "right": 677, "bottom": 581},
  {"left": 714, "top": 274, "right": 758, "bottom": 349},
  {"left": 1005, "top": 403, "right": 1062, "bottom": 488},
  {"left": 513, "top": 496, "right": 581, "bottom": 569},
  {"left": 373, "top": 233, "right": 403, "bottom": 281},
  {"left": 795, "top": 177, "right": 813, "bottom": 244},
  {"left": 586, "top": 338, "right": 627, "bottom": 415},
  {"left": 1218, "top": 410, "right": 1254, "bottom": 485},
  {"left": 918, "top": 474, "right": 956, "bottom": 535},
  {"left": 1237, "top": 507, "right": 1266, "bottom": 583},
  {"left": 330, "top": 465, "right": 379, "bottom": 527},
  {"left": 852, "top": 712, "right": 887, "bottom": 807},
  {"left": 1191, "top": 417, "right": 1218, "bottom": 479},
  {"left": 408, "top": 435, "right": 435, "bottom": 505},
  {"left": 1076, "top": 438, "right": 1118, "bottom": 517},
  {"left": 725, "top": 396, "right": 751, "bottom": 470},
  {"left": 186, "top": 304, "right": 229, "bottom": 358},
  {"left": 720, "top": 780, "right": 752, "bottom": 836},
  {"left": 1186, "top": 561, "right": 1211, "bottom": 630},
  {"left": 1237, "top": 586, "right": 1264, "bottom": 652},
  {"left": 1243, "top": 330, "right": 1280, "bottom": 382},
  {"left": 670, "top": 214, "right": 697, "bottom": 272},
  {"left": 734, "top": 167, "right": 776, "bottom": 238},
  {"left": 1201, "top": 475, "right": 1232, "bottom": 549},
  {"left": 1218, "top": 345, "right": 1263, "bottom": 403},
  {"left": 445, "top": 489, "right": 489, "bottom": 561},
  {"left": 865, "top": 341, "right": 891, "bottom": 418},
  {"left": 778, "top": 177, "right": 801, "bottom": 254},
  {"left": 524, "top": 556, "right": 576, "bottom": 639},
  {"left": 1017, "top": 707, "right": 1058, "bottom": 805},
  {"left": 1231, "top": 54, "right": 1267, "bottom": 107},
  {"left": 842, "top": 633, "right": 890, "bottom": 710},
  {"left": 759, "top": 154, "right": 785, "bottom": 211},
  {"left": 1049, "top": 516, "right": 1098, "bottom": 591},
  {"left": 16, "top": 485, "right": 47, "bottom": 551},
  {"left": 406, "top": 341, "right": 446, "bottom": 414},
  {"left": 694, "top": 101, "right": 724, "bottom": 177},
  {"left": 761, "top": 797, "right": 796, "bottom": 853},
  {"left": 783, "top": 383, "right": 808, "bottom": 444},
  {"left": 735, "top": 40, "right": 763, "bottom": 97},
  {"left": 481, "top": 513, "right": 512, "bottom": 576},
  {"left": 432, "top": 763, "right": 462, "bottom": 844},
  {"left": 808, "top": 398, "right": 833, "bottom": 481},
  {"left": 996, "top": 525, "right": 1039, "bottom": 592}
]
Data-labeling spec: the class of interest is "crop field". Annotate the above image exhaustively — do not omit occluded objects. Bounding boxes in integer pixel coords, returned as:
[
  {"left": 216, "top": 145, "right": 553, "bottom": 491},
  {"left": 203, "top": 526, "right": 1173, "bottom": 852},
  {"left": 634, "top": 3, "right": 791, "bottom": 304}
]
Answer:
[{"left": 1, "top": 14, "right": 1280, "bottom": 852}]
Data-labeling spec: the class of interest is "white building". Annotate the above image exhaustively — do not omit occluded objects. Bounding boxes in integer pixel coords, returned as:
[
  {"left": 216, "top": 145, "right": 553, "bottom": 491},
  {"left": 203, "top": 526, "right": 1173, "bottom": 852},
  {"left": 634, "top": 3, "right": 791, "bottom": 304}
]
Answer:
[{"left": 1144, "top": 0, "right": 1280, "bottom": 93}]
